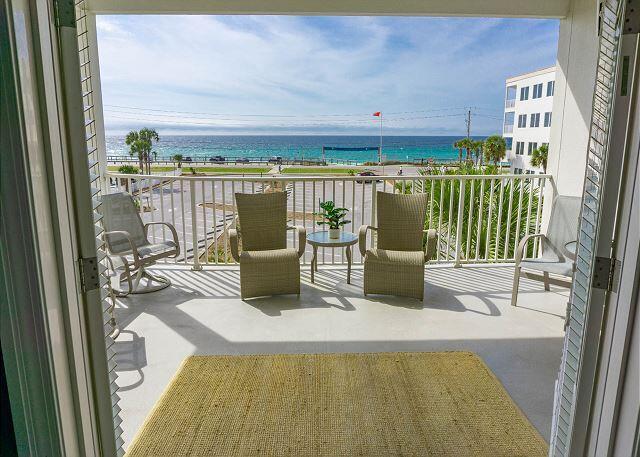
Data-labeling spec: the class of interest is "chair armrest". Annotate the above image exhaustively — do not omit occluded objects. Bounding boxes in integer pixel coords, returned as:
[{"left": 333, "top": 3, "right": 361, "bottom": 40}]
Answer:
[
  {"left": 144, "top": 221, "right": 180, "bottom": 257},
  {"left": 228, "top": 229, "right": 240, "bottom": 263},
  {"left": 287, "top": 225, "right": 307, "bottom": 258},
  {"left": 515, "top": 233, "right": 545, "bottom": 264},
  {"left": 104, "top": 230, "right": 139, "bottom": 264},
  {"left": 423, "top": 229, "right": 438, "bottom": 261},
  {"left": 359, "top": 225, "right": 377, "bottom": 257}
]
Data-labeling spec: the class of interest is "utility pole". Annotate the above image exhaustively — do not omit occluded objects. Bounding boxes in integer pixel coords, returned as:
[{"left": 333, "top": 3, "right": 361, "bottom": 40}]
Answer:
[{"left": 465, "top": 108, "right": 471, "bottom": 139}]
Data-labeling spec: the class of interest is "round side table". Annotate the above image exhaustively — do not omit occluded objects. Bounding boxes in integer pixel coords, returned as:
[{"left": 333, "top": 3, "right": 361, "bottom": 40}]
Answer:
[{"left": 306, "top": 231, "right": 358, "bottom": 284}]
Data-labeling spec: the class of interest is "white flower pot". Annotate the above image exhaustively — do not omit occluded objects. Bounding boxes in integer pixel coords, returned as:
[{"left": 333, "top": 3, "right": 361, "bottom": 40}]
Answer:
[{"left": 329, "top": 228, "right": 340, "bottom": 239}]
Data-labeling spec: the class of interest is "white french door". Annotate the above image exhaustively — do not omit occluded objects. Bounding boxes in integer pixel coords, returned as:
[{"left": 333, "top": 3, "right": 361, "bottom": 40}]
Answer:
[{"left": 550, "top": 1, "right": 637, "bottom": 456}]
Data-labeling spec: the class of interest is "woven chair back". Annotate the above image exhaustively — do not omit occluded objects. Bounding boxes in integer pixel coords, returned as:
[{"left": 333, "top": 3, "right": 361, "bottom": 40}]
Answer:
[
  {"left": 235, "top": 192, "right": 287, "bottom": 251},
  {"left": 375, "top": 192, "right": 428, "bottom": 251}
]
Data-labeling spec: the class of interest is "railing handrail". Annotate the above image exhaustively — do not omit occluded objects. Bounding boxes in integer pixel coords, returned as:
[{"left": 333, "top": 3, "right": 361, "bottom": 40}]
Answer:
[{"left": 107, "top": 172, "right": 551, "bottom": 182}]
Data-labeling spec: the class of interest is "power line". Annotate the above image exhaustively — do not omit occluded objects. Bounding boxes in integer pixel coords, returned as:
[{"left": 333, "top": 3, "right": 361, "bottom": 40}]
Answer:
[{"left": 103, "top": 104, "right": 475, "bottom": 119}]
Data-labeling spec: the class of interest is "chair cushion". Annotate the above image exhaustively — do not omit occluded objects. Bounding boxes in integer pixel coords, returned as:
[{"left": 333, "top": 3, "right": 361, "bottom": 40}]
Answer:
[
  {"left": 365, "top": 248, "right": 425, "bottom": 266},
  {"left": 520, "top": 258, "right": 573, "bottom": 277},
  {"left": 240, "top": 248, "right": 299, "bottom": 265}
]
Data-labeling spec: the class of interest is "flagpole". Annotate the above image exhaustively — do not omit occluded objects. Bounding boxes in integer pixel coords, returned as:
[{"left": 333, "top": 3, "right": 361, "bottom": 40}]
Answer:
[{"left": 379, "top": 113, "right": 383, "bottom": 165}]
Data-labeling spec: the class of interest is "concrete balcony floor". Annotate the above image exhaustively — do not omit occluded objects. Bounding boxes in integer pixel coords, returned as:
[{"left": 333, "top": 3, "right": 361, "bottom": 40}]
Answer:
[{"left": 113, "top": 264, "right": 568, "bottom": 450}]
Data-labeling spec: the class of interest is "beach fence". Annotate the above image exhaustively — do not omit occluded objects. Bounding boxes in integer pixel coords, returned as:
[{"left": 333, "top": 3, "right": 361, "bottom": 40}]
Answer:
[
  {"left": 106, "top": 172, "right": 551, "bottom": 269},
  {"left": 106, "top": 154, "right": 484, "bottom": 168}
]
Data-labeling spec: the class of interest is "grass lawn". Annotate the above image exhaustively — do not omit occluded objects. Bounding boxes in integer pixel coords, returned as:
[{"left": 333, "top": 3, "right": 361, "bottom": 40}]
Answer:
[
  {"left": 192, "top": 167, "right": 270, "bottom": 174},
  {"left": 282, "top": 167, "right": 356, "bottom": 174},
  {"left": 107, "top": 166, "right": 270, "bottom": 174}
]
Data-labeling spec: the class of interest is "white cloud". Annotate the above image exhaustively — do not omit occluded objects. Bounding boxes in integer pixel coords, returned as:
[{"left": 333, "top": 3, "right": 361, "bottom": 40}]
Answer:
[{"left": 96, "top": 16, "right": 558, "bottom": 135}]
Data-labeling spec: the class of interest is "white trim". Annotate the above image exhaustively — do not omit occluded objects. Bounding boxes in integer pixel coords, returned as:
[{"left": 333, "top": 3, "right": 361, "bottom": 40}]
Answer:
[
  {"left": 87, "top": 13, "right": 109, "bottom": 194},
  {"left": 85, "top": 0, "right": 570, "bottom": 17}
]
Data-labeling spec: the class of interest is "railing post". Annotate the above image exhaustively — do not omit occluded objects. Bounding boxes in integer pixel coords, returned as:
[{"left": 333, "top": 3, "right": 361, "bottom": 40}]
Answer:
[
  {"left": 454, "top": 178, "right": 465, "bottom": 267},
  {"left": 370, "top": 178, "right": 377, "bottom": 226},
  {"left": 190, "top": 180, "right": 202, "bottom": 271}
]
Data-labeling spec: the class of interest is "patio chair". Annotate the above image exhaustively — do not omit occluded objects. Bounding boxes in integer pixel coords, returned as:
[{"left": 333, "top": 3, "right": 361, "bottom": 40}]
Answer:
[
  {"left": 229, "top": 192, "right": 306, "bottom": 299},
  {"left": 511, "top": 195, "right": 582, "bottom": 306},
  {"left": 101, "top": 192, "right": 180, "bottom": 294},
  {"left": 359, "top": 192, "right": 437, "bottom": 300}
]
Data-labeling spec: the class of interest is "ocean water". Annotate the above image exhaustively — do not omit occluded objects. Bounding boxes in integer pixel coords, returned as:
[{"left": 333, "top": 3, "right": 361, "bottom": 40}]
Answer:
[{"left": 105, "top": 135, "right": 485, "bottom": 163}]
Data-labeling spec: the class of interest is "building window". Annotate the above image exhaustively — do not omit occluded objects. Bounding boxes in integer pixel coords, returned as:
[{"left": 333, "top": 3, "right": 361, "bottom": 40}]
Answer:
[
  {"left": 544, "top": 112, "right": 552, "bottom": 127},
  {"left": 547, "top": 80, "right": 555, "bottom": 97},
  {"left": 518, "top": 114, "right": 527, "bottom": 128},
  {"left": 505, "top": 85, "right": 517, "bottom": 108},
  {"left": 528, "top": 142, "right": 538, "bottom": 155},
  {"left": 530, "top": 113, "right": 540, "bottom": 128},
  {"left": 504, "top": 112, "right": 514, "bottom": 133},
  {"left": 514, "top": 167, "right": 522, "bottom": 174},
  {"left": 532, "top": 83, "right": 543, "bottom": 99},
  {"left": 516, "top": 141, "right": 525, "bottom": 155},
  {"left": 505, "top": 137, "right": 513, "bottom": 150},
  {"left": 520, "top": 86, "right": 529, "bottom": 101}
]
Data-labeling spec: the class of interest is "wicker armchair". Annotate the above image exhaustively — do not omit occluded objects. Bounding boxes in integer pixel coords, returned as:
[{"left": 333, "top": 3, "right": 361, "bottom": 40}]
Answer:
[
  {"left": 359, "top": 192, "right": 437, "bottom": 300},
  {"left": 229, "top": 192, "right": 306, "bottom": 299}
]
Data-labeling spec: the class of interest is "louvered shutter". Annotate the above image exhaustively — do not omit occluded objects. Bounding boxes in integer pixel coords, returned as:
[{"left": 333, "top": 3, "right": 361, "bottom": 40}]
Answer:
[
  {"left": 550, "top": 1, "right": 625, "bottom": 455},
  {"left": 75, "top": 2, "right": 124, "bottom": 454}
]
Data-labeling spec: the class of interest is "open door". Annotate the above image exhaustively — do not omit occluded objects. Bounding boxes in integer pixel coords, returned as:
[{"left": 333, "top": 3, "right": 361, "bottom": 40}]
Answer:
[{"left": 550, "top": 1, "right": 638, "bottom": 455}]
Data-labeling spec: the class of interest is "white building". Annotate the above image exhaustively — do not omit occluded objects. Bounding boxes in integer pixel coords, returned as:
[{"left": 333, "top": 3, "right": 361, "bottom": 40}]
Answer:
[{"left": 503, "top": 66, "right": 556, "bottom": 174}]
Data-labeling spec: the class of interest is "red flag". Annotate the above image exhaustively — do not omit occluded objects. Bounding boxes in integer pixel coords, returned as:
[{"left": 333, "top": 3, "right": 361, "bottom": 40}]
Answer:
[{"left": 372, "top": 112, "right": 381, "bottom": 117}]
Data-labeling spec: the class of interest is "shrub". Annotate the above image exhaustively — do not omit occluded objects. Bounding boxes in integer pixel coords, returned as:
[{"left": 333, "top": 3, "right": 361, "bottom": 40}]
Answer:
[{"left": 118, "top": 164, "right": 140, "bottom": 174}]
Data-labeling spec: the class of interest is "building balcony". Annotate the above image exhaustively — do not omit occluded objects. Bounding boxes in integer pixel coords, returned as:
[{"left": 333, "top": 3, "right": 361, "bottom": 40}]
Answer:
[
  {"left": 505, "top": 99, "right": 516, "bottom": 109},
  {"left": 105, "top": 172, "right": 563, "bottom": 450}
]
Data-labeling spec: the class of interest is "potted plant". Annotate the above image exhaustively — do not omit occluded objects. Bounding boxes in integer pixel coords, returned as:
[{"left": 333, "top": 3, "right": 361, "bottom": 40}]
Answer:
[{"left": 314, "top": 200, "right": 350, "bottom": 239}]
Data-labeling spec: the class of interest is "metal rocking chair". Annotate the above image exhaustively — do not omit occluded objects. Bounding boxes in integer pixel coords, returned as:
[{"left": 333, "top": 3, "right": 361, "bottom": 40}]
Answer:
[{"left": 101, "top": 192, "right": 180, "bottom": 294}]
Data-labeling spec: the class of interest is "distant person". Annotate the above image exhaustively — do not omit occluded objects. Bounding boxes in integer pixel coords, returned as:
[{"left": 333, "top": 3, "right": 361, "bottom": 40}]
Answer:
[
  {"left": 397, "top": 166, "right": 403, "bottom": 176},
  {"left": 278, "top": 164, "right": 282, "bottom": 173}
]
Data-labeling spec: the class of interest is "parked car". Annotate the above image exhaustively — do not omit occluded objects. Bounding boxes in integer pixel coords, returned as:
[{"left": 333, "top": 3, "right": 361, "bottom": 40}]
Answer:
[
  {"left": 236, "top": 158, "right": 250, "bottom": 164},
  {"left": 183, "top": 156, "right": 193, "bottom": 162},
  {"left": 209, "top": 155, "right": 225, "bottom": 163},
  {"left": 268, "top": 156, "right": 283, "bottom": 164},
  {"left": 356, "top": 170, "right": 381, "bottom": 184}
]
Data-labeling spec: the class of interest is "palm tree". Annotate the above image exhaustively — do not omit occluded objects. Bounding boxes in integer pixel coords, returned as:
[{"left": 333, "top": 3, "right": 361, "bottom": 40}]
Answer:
[
  {"left": 454, "top": 138, "right": 474, "bottom": 162},
  {"left": 472, "top": 140, "right": 484, "bottom": 166},
  {"left": 461, "top": 138, "right": 474, "bottom": 161},
  {"left": 530, "top": 144, "right": 549, "bottom": 172},
  {"left": 173, "top": 154, "right": 183, "bottom": 168},
  {"left": 483, "top": 135, "right": 507, "bottom": 166},
  {"left": 125, "top": 128, "right": 159, "bottom": 174},
  {"left": 453, "top": 140, "right": 463, "bottom": 163}
]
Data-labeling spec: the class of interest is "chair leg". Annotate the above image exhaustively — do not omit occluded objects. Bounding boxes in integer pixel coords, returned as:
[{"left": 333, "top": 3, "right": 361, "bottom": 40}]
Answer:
[
  {"left": 511, "top": 266, "right": 521, "bottom": 307},
  {"left": 543, "top": 271, "right": 551, "bottom": 291},
  {"left": 128, "top": 266, "right": 171, "bottom": 294}
]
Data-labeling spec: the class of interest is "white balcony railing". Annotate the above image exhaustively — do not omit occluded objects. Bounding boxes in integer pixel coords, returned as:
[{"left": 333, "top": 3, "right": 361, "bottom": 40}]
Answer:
[
  {"left": 505, "top": 99, "right": 516, "bottom": 109},
  {"left": 106, "top": 173, "right": 550, "bottom": 268}
]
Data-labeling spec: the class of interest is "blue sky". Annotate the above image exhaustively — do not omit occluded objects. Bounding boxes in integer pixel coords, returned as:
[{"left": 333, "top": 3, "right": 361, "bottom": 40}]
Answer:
[{"left": 96, "top": 16, "right": 559, "bottom": 136}]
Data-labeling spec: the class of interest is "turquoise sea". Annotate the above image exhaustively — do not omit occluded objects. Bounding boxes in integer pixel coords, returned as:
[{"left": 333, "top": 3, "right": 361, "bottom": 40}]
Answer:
[{"left": 106, "top": 135, "right": 485, "bottom": 164}]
